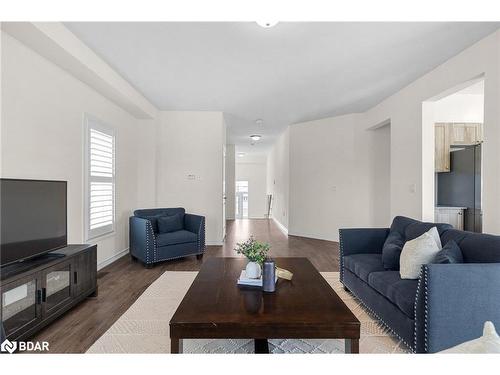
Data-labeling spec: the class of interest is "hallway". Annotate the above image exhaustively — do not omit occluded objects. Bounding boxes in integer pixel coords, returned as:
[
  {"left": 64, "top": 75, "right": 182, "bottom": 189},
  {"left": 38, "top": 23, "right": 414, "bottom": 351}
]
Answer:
[{"left": 222, "top": 219, "right": 339, "bottom": 272}]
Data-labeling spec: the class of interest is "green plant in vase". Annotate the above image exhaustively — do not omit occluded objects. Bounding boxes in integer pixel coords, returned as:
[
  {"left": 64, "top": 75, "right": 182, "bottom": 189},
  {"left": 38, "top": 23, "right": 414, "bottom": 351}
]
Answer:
[{"left": 234, "top": 236, "right": 270, "bottom": 279}]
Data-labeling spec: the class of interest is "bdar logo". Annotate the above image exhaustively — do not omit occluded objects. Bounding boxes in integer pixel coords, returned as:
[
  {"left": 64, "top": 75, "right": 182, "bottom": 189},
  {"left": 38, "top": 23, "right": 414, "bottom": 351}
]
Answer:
[{"left": 1, "top": 339, "right": 17, "bottom": 354}]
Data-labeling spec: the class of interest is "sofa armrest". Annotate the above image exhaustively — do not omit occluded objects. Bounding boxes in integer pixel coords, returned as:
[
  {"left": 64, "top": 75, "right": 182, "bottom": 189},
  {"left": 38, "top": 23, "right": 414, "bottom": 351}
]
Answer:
[
  {"left": 339, "top": 228, "right": 389, "bottom": 257},
  {"left": 129, "top": 216, "right": 156, "bottom": 264},
  {"left": 415, "top": 263, "right": 500, "bottom": 353},
  {"left": 339, "top": 228, "right": 389, "bottom": 283},
  {"left": 184, "top": 213, "right": 205, "bottom": 253}
]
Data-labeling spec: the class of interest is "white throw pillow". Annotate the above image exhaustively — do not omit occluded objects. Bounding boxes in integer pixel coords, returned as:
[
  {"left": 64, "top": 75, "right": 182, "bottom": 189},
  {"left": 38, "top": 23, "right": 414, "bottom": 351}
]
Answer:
[
  {"left": 440, "top": 321, "right": 500, "bottom": 353},
  {"left": 399, "top": 228, "right": 440, "bottom": 279},
  {"left": 427, "top": 226, "right": 442, "bottom": 249}
]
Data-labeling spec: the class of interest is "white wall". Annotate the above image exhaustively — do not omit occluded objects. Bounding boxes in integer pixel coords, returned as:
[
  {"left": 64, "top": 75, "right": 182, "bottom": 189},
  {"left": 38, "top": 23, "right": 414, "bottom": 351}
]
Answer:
[
  {"left": 225, "top": 144, "right": 236, "bottom": 219},
  {"left": 156, "top": 111, "right": 225, "bottom": 245},
  {"left": 288, "top": 114, "right": 373, "bottom": 241},
  {"left": 362, "top": 31, "right": 499, "bottom": 232},
  {"left": 369, "top": 124, "right": 391, "bottom": 227},
  {"left": 236, "top": 155, "right": 267, "bottom": 219},
  {"left": 266, "top": 128, "right": 290, "bottom": 232},
  {"left": 1, "top": 32, "right": 156, "bottom": 266},
  {"left": 136, "top": 118, "right": 158, "bottom": 208},
  {"left": 433, "top": 93, "right": 484, "bottom": 123},
  {"left": 278, "top": 30, "right": 500, "bottom": 241}
]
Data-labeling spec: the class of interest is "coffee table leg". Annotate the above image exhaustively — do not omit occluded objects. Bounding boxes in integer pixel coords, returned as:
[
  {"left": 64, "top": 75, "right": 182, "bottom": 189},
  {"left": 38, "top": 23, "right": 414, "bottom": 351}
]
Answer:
[
  {"left": 345, "top": 338, "right": 359, "bottom": 354},
  {"left": 254, "top": 339, "right": 269, "bottom": 354},
  {"left": 171, "top": 338, "right": 183, "bottom": 354}
]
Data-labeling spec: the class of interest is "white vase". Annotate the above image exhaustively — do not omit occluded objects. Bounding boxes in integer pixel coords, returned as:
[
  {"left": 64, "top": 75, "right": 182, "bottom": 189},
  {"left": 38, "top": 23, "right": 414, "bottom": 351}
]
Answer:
[{"left": 245, "top": 261, "right": 262, "bottom": 279}]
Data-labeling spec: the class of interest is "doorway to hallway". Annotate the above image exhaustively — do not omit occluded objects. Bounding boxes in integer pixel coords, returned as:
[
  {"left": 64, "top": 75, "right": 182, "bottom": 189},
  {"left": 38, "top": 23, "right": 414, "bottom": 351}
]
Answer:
[{"left": 235, "top": 180, "right": 249, "bottom": 219}]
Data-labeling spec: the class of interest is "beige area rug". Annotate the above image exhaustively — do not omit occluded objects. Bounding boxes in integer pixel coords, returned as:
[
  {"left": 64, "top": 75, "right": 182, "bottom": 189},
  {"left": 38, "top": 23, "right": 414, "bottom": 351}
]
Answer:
[{"left": 86, "top": 271, "right": 408, "bottom": 354}]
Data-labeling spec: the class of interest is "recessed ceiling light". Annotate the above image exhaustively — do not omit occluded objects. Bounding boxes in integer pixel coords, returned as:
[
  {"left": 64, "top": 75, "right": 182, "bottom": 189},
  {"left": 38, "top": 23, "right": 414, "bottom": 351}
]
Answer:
[
  {"left": 237, "top": 152, "right": 245, "bottom": 157},
  {"left": 250, "top": 134, "right": 262, "bottom": 141},
  {"left": 255, "top": 119, "right": 264, "bottom": 126},
  {"left": 256, "top": 21, "right": 278, "bottom": 28}
]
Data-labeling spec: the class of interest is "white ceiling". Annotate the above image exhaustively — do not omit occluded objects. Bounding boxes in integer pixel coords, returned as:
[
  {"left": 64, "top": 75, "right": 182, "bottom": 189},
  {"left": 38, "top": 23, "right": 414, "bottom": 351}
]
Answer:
[{"left": 65, "top": 22, "right": 499, "bottom": 153}]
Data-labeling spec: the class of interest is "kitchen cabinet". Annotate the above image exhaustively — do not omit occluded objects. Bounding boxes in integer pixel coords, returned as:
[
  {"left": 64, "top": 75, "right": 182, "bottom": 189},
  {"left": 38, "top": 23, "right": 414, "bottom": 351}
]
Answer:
[
  {"left": 451, "top": 123, "right": 483, "bottom": 145},
  {"left": 435, "top": 207, "right": 465, "bottom": 230},
  {"left": 435, "top": 123, "right": 483, "bottom": 173},
  {"left": 435, "top": 124, "right": 451, "bottom": 172}
]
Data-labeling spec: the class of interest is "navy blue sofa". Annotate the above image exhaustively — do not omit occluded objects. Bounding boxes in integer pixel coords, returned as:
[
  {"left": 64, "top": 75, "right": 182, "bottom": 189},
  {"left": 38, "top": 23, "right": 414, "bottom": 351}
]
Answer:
[
  {"left": 129, "top": 208, "right": 205, "bottom": 267},
  {"left": 339, "top": 216, "right": 500, "bottom": 353}
]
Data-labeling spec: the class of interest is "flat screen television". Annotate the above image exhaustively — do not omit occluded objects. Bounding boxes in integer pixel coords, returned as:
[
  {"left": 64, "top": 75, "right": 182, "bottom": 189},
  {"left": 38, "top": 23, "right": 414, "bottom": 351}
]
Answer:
[{"left": 1, "top": 178, "right": 67, "bottom": 266}]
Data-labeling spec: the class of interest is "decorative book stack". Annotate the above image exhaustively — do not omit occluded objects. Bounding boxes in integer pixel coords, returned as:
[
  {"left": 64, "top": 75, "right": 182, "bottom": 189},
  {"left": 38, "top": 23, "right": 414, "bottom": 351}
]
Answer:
[{"left": 237, "top": 270, "right": 278, "bottom": 287}]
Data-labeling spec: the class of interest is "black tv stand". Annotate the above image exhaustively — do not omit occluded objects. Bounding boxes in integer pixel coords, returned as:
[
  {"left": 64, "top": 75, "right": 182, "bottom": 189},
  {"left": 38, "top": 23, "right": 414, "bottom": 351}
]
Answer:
[
  {"left": 0, "top": 244, "right": 97, "bottom": 342},
  {"left": 42, "top": 252, "right": 67, "bottom": 259}
]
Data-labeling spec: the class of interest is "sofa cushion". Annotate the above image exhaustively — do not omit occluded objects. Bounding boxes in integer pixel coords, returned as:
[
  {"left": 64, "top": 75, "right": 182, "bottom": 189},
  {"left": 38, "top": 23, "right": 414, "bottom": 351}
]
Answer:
[
  {"left": 432, "top": 240, "right": 464, "bottom": 264},
  {"left": 382, "top": 216, "right": 416, "bottom": 270},
  {"left": 158, "top": 214, "right": 184, "bottom": 233},
  {"left": 343, "top": 254, "right": 385, "bottom": 283},
  {"left": 382, "top": 216, "right": 452, "bottom": 271},
  {"left": 156, "top": 230, "right": 197, "bottom": 247},
  {"left": 405, "top": 221, "right": 451, "bottom": 243},
  {"left": 440, "top": 229, "right": 500, "bottom": 263},
  {"left": 135, "top": 207, "right": 185, "bottom": 218},
  {"left": 368, "top": 271, "right": 418, "bottom": 318},
  {"left": 136, "top": 214, "right": 162, "bottom": 233}
]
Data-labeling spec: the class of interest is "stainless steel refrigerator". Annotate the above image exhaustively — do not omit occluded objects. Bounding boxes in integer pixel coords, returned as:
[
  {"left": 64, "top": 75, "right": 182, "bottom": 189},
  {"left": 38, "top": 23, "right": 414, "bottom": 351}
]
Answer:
[{"left": 437, "top": 144, "right": 482, "bottom": 232}]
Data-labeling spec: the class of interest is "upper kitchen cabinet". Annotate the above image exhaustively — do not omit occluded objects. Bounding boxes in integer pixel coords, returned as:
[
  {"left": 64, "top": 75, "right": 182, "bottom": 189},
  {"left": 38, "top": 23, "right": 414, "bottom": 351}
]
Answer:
[
  {"left": 435, "top": 123, "right": 451, "bottom": 172},
  {"left": 435, "top": 123, "right": 483, "bottom": 173},
  {"left": 450, "top": 123, "right": 483, "bottom": 145}
]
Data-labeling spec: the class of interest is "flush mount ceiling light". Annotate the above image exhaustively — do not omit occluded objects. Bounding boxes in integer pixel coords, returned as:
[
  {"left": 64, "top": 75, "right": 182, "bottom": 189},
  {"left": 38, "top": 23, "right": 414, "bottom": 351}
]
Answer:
[
  {"left": 256, "top": 21, "right": 278, "bottom": 28},
  {"left": 255, "top": 119, "right": 264, "bottom": 126},
  {"left": 237, "top": 152, "right": 245, "bottom": 157},
  {"left": 250, "top": 134, "right": 262, "bottom": 141}
]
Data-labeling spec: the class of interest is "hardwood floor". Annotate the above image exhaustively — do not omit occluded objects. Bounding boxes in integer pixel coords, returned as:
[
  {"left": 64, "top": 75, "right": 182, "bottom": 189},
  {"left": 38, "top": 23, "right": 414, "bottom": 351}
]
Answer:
[{"left": 32, "top": 219, "right": 339, "bottom": 353}]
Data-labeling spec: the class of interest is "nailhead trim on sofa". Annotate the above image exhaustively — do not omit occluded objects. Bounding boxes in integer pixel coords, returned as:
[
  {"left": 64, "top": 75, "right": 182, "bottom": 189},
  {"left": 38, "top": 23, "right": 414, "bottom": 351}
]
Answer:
[
  {"left": 413, "top": 268, "right": 423, "bottom": 352},
  {"left": 339, "top": 230, "right": 345, "bottom": 282},
  {"left": 338, "top": 232, "right": 413, "bottom": 352},
  {"left": 341, "top": 280, "right": 414, "bottom": 353},
  {"left": 423, "top": 266, "right": 429, "bottom": 352}
]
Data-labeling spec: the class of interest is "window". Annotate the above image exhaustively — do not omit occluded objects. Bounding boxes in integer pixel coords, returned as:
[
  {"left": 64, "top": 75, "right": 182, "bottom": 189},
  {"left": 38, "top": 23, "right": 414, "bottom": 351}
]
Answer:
[
  {"left": 84, "top": 115, "right": 115, "bottom": 240},
  {"left": 235, "top": 181, "right": 249, "bottom": 219}
]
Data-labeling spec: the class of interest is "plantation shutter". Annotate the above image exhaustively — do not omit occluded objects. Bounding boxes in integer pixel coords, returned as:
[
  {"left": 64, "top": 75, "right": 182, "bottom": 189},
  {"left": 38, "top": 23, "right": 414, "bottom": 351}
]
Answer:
[{"left": 85, "top": 116, "right": 115, "bottom": 239}]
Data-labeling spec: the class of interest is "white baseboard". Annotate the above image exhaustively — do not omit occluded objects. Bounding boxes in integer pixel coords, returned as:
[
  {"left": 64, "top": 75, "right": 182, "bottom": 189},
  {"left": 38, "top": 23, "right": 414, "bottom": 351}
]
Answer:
[
  {"left": 287, "top": 231, "right": 339, "bottom": 242},
  {"left": 98, "top": 248, "right": 129, "bottom": 270},
  {"left": 272, "top": 217, "right": 288, "bottom": 235},
  {"left": 206, "top": 240, "right": 224, "bottom": 246}
]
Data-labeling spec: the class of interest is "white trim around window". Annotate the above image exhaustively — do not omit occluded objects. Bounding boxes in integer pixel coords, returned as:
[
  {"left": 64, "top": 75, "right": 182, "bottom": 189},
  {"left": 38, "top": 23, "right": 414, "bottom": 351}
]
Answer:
[{"left": 84, "top": 114, "right": 116, "bottom": 241}]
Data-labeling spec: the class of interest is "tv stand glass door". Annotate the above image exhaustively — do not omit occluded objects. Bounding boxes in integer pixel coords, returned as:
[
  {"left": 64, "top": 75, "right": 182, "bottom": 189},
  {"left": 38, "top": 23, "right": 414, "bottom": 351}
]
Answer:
[
  {"left": 1, "top": 274, "right": 42, "bottom": 338},
  {"left": 42, "top": 260, "right": 73, "bottom": 316}
]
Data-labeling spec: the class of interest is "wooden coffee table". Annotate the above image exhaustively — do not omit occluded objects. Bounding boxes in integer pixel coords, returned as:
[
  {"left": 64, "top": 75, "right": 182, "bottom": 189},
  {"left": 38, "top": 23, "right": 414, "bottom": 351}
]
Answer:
[{"left": 170, "top": 257, "right": 360, "bottom": 353}]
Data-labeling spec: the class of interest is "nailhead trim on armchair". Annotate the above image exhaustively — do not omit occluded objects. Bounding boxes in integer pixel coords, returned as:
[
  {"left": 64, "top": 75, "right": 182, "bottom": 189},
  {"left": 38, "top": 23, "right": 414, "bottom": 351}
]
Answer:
[{"left": 130, "top": 209, "right": 205, "bottom": 266}]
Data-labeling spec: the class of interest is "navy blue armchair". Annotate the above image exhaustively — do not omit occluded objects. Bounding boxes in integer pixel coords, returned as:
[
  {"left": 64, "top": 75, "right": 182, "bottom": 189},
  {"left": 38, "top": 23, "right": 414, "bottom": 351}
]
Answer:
[
  {"left": 129, "top": 208, "right": 205, "bottom": 267},
  {"left": 340, "top": 216, "right": 500, "bottom": 353}
]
